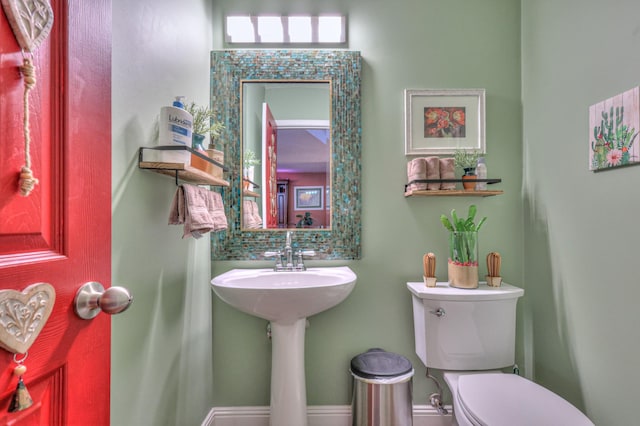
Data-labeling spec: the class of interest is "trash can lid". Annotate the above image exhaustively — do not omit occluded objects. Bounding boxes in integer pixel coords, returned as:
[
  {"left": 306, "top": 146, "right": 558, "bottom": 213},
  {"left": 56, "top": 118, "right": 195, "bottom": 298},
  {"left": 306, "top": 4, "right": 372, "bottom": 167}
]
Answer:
[{"left": 350, "top": 348, "right": 413, "bottom": 379}]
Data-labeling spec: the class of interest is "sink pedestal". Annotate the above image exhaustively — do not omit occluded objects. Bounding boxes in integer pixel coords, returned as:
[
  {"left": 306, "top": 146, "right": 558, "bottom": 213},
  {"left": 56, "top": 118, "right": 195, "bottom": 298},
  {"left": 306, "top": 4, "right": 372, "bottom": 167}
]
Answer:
[
  {"left": 210, "top": 267, "right": 357, "bottom": 426},
  {"left": 270, "top": 318, "right": 307, "bottom": 426}
]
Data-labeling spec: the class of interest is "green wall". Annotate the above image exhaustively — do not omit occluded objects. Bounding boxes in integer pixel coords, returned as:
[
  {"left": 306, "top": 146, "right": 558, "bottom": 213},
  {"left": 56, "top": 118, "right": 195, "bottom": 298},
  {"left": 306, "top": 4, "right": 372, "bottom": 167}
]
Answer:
[
  {"left": 111, "top": 0, "right": 214, "bottom": 425},
  {"left": 210, "top": 0, "right": 523, "bottom": 407},
  {"left": 109, "top": 0, "right": 640, "bottom": 424},
  {"left": 265, "top": 85, "right": 330, "bottom": 120},
  {"left": 522, "top": 1, "right": 640, "bottom": 424}
]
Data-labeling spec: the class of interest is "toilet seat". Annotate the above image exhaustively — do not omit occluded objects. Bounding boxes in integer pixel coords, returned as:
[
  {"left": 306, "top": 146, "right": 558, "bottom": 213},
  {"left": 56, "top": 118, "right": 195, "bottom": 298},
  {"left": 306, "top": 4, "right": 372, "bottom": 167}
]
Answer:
[{"left": 457, "top": 373, "right": 593, "bottom": 426}]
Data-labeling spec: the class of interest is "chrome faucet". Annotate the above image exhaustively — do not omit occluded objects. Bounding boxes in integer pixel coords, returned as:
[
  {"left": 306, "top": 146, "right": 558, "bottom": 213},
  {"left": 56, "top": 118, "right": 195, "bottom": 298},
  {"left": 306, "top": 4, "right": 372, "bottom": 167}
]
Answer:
[
  {"left": 284, "top": 231, "right": 293, "bottom": 268},
  {"left": 264, "top": 231, "right": 316, "bottom": 271}
]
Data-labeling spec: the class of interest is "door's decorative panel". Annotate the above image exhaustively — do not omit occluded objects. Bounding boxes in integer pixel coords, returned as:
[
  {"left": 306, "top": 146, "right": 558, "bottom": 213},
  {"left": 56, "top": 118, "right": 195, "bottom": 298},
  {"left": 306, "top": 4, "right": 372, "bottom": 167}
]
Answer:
[{"left": 0, "top": 0, "right": 63, "bottom": 265}]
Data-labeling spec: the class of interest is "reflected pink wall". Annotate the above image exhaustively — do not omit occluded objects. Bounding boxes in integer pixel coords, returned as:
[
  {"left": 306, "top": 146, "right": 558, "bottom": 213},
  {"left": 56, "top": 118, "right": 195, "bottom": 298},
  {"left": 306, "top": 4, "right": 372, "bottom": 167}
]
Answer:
[{"left": 278, "top": 172, "right": 329, "bottom": 228}]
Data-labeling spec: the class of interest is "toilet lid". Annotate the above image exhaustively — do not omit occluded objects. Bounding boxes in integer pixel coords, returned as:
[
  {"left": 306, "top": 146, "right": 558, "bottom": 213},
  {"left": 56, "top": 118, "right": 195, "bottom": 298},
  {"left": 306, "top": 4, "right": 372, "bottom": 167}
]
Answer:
[{"left": 458, "top": 373, "right": 593, "bottom": 426}]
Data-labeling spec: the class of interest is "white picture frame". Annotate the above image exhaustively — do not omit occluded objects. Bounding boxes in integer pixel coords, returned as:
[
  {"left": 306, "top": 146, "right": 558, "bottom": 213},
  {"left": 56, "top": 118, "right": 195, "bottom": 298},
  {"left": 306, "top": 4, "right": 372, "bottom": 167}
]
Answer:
[{"left": 404, "top": 88, "right": 486, "bottom": 155}]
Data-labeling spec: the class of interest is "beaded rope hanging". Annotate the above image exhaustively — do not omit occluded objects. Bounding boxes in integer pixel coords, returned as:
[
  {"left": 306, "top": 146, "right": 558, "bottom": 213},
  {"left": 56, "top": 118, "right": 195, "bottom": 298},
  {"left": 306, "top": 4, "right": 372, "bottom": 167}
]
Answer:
[{"left": 1, "top": 0, "right": 54, "bottom": 196}]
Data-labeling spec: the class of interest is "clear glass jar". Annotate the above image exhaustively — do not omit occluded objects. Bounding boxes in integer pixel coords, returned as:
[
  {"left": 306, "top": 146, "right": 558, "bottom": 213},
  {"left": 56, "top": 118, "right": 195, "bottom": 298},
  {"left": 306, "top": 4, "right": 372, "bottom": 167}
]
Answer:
[{"left": 448, "top": 231, "right": 479, "bottom": 288}]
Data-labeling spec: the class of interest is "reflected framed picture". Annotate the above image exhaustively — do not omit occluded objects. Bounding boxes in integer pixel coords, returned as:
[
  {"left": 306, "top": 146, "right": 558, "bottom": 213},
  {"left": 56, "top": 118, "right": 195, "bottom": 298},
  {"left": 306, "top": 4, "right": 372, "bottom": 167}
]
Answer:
[
  {"left": 294, "top": 186, "right": 324, "bottom": 210},
  {"left": 404, "top": 89, "right": 486, "bottom": 155}
]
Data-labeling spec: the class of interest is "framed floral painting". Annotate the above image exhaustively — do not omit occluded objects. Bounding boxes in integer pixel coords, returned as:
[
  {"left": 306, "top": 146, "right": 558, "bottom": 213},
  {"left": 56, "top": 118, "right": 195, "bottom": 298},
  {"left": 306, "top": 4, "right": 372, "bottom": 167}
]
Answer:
[
  {"left": 589, "top": 86, "right": 640, "bottom": 171},
  {"left": 404, "top": 89, "right": 486, "bottom": 155}
]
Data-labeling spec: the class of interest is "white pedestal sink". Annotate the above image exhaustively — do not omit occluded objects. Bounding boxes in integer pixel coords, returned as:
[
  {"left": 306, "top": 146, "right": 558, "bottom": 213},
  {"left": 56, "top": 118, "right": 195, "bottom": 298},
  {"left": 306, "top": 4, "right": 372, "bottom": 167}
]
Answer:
[{"left": 211, "top": 266, "right": 357, "bottom": 426}]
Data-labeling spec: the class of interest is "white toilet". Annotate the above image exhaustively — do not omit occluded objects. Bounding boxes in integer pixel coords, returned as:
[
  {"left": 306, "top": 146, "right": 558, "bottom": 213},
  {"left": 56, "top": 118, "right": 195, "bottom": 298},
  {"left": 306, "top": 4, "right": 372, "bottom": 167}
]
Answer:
[{"left": 407, "top": 281, "right": 594, "bottom": 426}]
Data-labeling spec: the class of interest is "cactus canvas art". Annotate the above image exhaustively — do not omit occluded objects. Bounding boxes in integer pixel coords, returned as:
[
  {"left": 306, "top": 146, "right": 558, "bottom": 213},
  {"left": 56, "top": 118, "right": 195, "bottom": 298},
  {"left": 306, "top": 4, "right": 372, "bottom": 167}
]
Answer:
[{"left": 589, "top": 87, "right": 640, "bottom": 170}]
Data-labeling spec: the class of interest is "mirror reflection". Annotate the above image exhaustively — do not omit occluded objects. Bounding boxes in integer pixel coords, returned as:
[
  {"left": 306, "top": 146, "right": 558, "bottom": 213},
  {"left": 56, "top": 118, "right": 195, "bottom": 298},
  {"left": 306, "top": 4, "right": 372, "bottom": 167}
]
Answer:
[{"left": 242, "top": 81, "right": 331, "bottom": 230}]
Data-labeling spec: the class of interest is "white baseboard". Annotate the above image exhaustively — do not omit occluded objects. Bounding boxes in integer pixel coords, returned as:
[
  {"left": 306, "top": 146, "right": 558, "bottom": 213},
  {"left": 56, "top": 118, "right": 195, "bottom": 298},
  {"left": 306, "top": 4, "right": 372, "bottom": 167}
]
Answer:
[{"left": 202, "top": 405, "right": 453, "bottom": 426}]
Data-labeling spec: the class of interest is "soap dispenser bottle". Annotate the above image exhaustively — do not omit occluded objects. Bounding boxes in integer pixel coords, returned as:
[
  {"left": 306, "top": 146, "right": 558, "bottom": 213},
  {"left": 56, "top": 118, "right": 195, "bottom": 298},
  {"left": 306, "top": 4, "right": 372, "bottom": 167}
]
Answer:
[
  {"left": 158, "top": 96, "right": 193, "bottom": 164},
  {"left": 475, "top": 157, "right": 487, "bottom": 190}
]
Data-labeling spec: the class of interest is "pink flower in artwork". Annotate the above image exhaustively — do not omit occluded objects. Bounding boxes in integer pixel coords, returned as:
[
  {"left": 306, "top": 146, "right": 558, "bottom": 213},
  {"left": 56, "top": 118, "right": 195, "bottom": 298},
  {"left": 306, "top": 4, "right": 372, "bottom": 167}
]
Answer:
[{"left": 606, "top": 149, "right": 623, "bottom": 166}]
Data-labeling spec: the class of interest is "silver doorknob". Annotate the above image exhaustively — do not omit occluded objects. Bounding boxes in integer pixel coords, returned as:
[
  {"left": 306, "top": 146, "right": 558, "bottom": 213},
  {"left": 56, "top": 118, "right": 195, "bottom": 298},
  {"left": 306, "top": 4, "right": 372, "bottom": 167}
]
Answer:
[{"left": 74, "top": 281, "right": 133, "bottom": 320}]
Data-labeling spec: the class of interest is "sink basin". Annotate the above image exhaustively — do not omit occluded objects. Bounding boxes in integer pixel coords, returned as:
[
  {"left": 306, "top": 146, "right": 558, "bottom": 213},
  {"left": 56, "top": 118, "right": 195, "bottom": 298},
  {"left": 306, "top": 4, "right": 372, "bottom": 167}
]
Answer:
[
  {"left": 211, "top": 266, "right": 357, "bottom": 426},
  {"left": 210, "top": 266, "right": 356, "bottom": 322}
]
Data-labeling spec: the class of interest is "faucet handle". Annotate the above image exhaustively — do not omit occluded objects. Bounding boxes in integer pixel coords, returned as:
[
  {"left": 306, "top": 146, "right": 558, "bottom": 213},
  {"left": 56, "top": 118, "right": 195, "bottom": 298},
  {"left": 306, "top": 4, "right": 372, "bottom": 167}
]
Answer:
[
  {"left": 264, "top": 250, "right": 283, "bottom": 269},
  {"left": 295, "top": 250, "right": 316, "bottom": 271}
]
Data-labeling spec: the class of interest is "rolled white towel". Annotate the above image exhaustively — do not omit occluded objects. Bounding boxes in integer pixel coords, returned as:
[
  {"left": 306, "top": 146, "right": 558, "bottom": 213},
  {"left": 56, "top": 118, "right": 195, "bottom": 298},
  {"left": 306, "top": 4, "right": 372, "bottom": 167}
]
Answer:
[
  {"left": 407, "top": 158, "right": 427, "bottom": 191},
  {"left": 425, "top": 156, "right": 441, "bottom": 190},
  {"left": 439, "top": 157, "right": 456, "bottom": 190}
]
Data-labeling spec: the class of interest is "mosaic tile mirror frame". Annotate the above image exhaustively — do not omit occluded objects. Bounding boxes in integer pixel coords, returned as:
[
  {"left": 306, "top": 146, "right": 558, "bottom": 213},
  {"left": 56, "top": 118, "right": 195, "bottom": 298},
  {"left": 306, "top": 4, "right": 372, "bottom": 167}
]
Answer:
[{"left": 210, "top": 50, "right": 362, "bottom": 260}]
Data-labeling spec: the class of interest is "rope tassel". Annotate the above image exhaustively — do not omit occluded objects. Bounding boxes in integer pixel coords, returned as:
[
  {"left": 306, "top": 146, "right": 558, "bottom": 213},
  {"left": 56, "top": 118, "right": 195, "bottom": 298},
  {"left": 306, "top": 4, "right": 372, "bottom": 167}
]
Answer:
[
  {"left": 18, "top": 57, "right": 39, "bottom": 197},
  {"left": 8, "top": 377, "right": 33, "bottom": 412}
]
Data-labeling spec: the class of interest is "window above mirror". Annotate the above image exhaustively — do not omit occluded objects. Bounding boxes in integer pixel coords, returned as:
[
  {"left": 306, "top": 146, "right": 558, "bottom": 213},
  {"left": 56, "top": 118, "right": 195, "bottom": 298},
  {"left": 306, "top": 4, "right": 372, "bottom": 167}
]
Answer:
[{"left": 225, "top": 15, "right": 346, "bottom": 44}]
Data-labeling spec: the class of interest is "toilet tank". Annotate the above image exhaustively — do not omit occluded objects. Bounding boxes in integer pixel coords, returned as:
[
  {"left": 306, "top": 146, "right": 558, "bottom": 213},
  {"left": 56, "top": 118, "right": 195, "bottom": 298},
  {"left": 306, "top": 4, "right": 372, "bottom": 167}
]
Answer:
[{"left": 407, "top": 281, "right": 524, "bottom": 371}]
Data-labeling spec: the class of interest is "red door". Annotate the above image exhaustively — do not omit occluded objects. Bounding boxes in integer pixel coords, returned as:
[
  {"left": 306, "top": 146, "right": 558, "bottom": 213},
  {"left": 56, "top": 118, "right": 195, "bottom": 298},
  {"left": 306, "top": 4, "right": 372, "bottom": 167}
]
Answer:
[
  {"left": 262, "top": 103, "right": 278, "bottom": 228},
  {"left": 0, "top": 0, "right": 112, "bottom": 424}
]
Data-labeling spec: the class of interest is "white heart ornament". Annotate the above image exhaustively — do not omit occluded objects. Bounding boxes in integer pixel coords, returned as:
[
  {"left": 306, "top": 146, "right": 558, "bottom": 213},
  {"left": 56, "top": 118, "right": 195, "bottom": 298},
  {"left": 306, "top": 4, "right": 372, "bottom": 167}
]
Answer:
[
  {"left": 1, "top": 0, "right": 54, "bottom": 53},
  {"left": 0, "top": 283, "right": 55, "bottom": 354}
]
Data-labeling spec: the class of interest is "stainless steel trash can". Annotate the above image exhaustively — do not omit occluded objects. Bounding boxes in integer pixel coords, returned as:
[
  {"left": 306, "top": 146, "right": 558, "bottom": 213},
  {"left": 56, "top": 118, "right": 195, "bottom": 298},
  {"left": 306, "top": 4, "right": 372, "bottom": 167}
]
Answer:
[{"left": 350, "top": 348, "right": 414, "bottom": 426}]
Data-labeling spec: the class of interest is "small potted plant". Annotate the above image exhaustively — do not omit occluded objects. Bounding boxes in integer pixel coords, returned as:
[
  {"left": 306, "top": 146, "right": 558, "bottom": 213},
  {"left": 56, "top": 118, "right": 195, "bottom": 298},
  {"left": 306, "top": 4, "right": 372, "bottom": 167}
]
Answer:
[
  {"left": 296, "top": 212, "right": 314, "bottom": 228},
  {"left": 243, "top": 148, "right": 261, "bottom": 190},
  {"left": 184, "top": 102, "right": 225, "bottom": 175},
  {"left": 453, "top": 149, "right": 480, "bottom": 190},
  {"left": 440, "top": 204, "right": 487, "bottom": 289},
  {"left": 184, "top": 101, "right": 225, "bottom": 145}
]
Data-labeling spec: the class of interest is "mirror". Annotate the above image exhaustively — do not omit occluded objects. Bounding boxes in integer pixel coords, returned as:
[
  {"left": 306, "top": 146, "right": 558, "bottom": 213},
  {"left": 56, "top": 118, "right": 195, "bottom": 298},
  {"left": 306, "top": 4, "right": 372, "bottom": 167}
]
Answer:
[
  {"left": 210, "top": 50, "right": 361, "bottom": 260},
  {"left": 242, "top": 81, "right": 331, "bottom": 230}
]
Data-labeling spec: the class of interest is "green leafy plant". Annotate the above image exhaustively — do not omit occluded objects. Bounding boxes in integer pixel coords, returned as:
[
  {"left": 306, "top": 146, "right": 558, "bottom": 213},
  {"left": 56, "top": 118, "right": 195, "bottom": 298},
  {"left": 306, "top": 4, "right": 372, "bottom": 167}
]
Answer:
[
  {"left": 440, "top": 205, "right": 486, "bottom": 265},
  {"left": 453, "top": 149, "right": 480, "bottom": 171},
  {"left": 296, "top": 212, "right": 314, "bottom": 228},
  {"left": 243, "top": 148, "right": 261, "bottom": 169},
  {"left": 184, "top": 101, "right": 225, "bottom": 140}
]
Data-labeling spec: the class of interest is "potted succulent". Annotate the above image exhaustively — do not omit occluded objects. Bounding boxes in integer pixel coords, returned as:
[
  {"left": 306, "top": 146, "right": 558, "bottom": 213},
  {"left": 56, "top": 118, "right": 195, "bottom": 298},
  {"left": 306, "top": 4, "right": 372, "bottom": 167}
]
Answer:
[
  {"left": 440, "top": 204, "right": 487, "bottom": 289},
  {"left": 453, "top": 149, "right": 480, "bottom": 190}
]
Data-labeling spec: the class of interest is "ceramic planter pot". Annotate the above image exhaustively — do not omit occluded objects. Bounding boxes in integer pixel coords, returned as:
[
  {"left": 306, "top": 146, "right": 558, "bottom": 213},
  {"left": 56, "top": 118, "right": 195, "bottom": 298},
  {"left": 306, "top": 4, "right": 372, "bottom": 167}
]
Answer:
[
  {"left": 447, "top": 231, "right": 479, "bottom": 288},
  {"left": 462, "top": 167, "right": 476, "bottom": 191}
]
